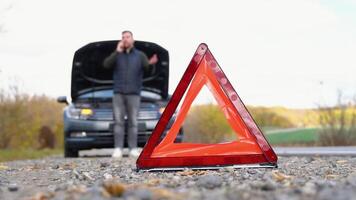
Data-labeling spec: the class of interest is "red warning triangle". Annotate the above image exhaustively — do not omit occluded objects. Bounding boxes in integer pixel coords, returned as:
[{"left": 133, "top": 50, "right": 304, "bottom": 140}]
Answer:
[{"left": 137, "top": 43, "right": 277, "bottom": 170}]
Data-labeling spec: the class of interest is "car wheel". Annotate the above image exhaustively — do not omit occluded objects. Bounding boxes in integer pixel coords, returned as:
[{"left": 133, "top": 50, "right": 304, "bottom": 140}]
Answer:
[
  {"left": 174, "top": 128, "right": 184, "bottom": 143},
  {"left": 64, "top": 146, "right": 79, "bottom": 158}
]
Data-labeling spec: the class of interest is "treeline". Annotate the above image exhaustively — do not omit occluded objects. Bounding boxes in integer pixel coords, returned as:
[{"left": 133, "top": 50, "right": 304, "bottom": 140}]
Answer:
[
  {"left": 181, "top": 104, "right": 318, "bottom": 143},
  {"left": 183, "top": 102, "right": 356, "bottom": 145},
  {"left": 248, "top": 106, "right": 320, "bottom": 128},
  {"left": 183, "top": 104, "right": 313, "bottom": 143},
  {"left": 0, "top": 87, "right": 64, "bottom": 149},
  {"left": 1, "top": 87, "right": 355, "bottom": 149}
]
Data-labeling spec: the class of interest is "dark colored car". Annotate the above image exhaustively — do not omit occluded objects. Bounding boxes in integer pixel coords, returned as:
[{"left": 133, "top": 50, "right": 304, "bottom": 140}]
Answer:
[{"left": 57, "top": 40, "right": 183, "bottom": 157}]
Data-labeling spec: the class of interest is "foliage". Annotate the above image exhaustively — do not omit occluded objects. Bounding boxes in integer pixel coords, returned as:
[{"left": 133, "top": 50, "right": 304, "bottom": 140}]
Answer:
[
  {"left": 0, "top": 148, "right": 62, "bottom": 162},
  {"left": 317, "top": 92, "right": 356, "bottom": 146},
  {"left": 183, "top": 104, "right": 234, "bottom": 143},
  {"left": 0, "top": 86, "right": 64, "bottom": 149}
]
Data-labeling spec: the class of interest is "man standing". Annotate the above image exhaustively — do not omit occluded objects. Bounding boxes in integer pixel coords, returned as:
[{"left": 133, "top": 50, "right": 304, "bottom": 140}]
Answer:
[{"left": 103, "top": 31, "right": 158, "bottom": 158}]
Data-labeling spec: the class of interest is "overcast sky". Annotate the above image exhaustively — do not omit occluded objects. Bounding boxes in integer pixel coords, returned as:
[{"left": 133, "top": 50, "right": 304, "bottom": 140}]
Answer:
[{"left": 0, "top": 0, "right": 355, "bottom": 108}]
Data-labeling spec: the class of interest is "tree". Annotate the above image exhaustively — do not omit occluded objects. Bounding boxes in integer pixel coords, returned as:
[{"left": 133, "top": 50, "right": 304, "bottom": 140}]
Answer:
[{"left": 318, "top": 91, "right": 356, "bottom": 146}]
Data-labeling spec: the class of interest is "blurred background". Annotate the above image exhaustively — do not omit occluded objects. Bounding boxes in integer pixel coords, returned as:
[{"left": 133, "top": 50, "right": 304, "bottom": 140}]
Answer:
[{"left": 1, "top": 0, "right": 356, "bottom": 161}]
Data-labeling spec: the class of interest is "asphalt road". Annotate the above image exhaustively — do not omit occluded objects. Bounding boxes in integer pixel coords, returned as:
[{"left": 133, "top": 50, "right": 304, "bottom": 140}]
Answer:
[
  {"left": 1, "top": 155, "right": 356, "bottom": 200},
  {"left": 275, "top": 146, "right": 356, "bottom": 156},
  {"left": 1, "top": 147, "right": 356, "bottom": 200},
  {"left": 78, "top": 146, "right": 356, "bottom": 157}
]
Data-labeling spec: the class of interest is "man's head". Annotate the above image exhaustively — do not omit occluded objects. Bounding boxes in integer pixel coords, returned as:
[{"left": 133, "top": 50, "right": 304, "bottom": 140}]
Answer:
[{"left": 121, "top": 30, "right": 134, "bottom": 49}]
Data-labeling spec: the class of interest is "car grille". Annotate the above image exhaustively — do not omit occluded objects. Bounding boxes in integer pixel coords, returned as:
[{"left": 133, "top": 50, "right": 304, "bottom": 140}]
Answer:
[
  {"left": 92, "top": 109, "right": 112, "bottom": 120},
  {"left": 138, "top": 110, "right": 158, "bottom": 120},
  {"left": 90, "top": 109, "right": 158, "bottom": 120}
]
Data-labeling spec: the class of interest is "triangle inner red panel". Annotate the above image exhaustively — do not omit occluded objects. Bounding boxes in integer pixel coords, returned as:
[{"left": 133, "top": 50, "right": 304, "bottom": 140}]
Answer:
[{"left": 136, "top": 43, "right": 277, "bottom": 170}]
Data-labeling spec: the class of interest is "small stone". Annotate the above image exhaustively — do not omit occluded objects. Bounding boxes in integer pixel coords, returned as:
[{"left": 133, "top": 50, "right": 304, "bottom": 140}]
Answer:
[
  {"left": 304, "top": 157, "right": 314, "bottom": 163},
  {"left": 83, "top": 172, "right": 94, "bottom": 181},
  {"left": 83, "top": 186, "right": 108, "bottom": 200},
  {"left": 103, "top": 181, "right": 125, "bottom": 197},
  {"left": 251, "top": 180, "right": 276, "bottom": 191},
  {"left": 242, "top": 174, "right": 251, "bottom": 180},
  {"left": 103, "top": 173, "right": 113, "bottom": 180},
  {"left": 123, "top": 188, "right": 153, "bottom": 200},
  {"left": 187, "top": 181, "right": 196, "bottom": 187},
  {"left": 329, "top": 161, "right": 337, "bottom": 168},
  {"left": 47, "top": 185, "right": 57, "bottom": 192},
  {"left": 271, "top": 171, "right": 292, "bottom": 182},
  {"left": 72, "top": 169, "right": 81, "bottom": 179},
  {"left": 260, "top": 182, "right": 276, "bottom": 191},
  {"left": 172, "top": 176, "right": 180, "bottom": 181},
  {"left": 146, "top": 179, "right": 161, "bottom": 186},
  {"left": 29, "top": 192, "right": 53, "bottom": 200},
  {"left": 100, "top": 162, "right": 110, "bottom": 168},
  {"left": 218, "top": 166, "right": 234, "bottom": 173},
  {"left": 197, "top": 175, "right": 223, "bottom": 189},
  {"left": 52, "top": 164, "right": 60, "bottom": 169},
  {"left": 8, "top": 184, "right": 18, "bottom": 192},
  {"left": 302, "top": 182, "right": 317, "bottom": 195}
]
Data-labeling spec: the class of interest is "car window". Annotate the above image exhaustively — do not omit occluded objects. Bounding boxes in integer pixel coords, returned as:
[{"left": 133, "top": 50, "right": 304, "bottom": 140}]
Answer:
[
  {"left": 78, "top": 90, "right": 113, "bottom": 98},
  {"left": 141, "top": 90, "right": 161, "bottom": 100}
]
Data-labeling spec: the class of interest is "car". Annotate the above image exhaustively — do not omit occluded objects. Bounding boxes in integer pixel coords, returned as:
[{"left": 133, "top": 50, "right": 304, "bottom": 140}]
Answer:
[{"left": 57, "top": 40, "right": 183, "bottom": 157}]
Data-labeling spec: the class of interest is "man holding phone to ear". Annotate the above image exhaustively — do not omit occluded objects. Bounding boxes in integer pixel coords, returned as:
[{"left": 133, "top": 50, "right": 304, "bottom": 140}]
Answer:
[{"left": 103, "top": 31, "right": 158, "bottom": 158}]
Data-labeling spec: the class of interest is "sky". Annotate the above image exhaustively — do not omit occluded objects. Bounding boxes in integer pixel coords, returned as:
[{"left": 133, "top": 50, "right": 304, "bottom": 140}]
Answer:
[{"left": 0, "top": 0, "right": 355, "bottom": 108}]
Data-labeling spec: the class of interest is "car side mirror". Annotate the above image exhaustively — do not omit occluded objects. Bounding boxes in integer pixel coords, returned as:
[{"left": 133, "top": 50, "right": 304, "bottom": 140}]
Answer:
[{"left": 57, "top": 96, "right": 68, "bottom": 105}]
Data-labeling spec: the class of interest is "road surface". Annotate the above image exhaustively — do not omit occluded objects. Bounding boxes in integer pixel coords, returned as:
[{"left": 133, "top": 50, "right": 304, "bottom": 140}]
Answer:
[{"left": 0, "top": 147, "right": 356, "bottom": 199}]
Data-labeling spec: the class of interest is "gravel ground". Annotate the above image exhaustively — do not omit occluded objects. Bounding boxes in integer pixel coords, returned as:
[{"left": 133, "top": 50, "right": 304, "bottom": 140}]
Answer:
[{"left": 1, "top": 156, "right": 356, "bottom": 200}]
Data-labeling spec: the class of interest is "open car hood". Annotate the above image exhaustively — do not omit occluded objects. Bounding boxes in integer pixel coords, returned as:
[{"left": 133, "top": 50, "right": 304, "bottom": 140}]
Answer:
[{"left": 71, "top": 40, "right": 169, "bottom": 101}]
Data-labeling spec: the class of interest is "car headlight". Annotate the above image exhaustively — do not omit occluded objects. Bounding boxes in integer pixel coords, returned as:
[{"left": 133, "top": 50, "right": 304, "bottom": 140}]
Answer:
[
  {"left": 81, "top": 108, "right": 93, "bottom": 116},
  {"left": 159, "top": 107, "right": 165, "bottom": 114},
  {"left": 70, "top": 132, "right": 87, "bottom": 137},
  {"left": 67, "top": 106, "right": 93, "bottom": 119}
]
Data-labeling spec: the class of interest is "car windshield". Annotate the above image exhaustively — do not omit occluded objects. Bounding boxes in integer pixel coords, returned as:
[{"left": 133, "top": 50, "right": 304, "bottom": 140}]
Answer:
[{"left": 77, "top": 89, "right": 162, "bottom": 100}]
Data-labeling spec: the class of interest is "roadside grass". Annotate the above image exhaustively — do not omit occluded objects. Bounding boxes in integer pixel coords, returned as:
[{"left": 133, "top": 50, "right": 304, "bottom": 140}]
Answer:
[
  {"left": 0, "top": 148, "right": 63, "bottom": 162},
  {"left": 266, "top": 128, "right": 319, "bottom": 146}
]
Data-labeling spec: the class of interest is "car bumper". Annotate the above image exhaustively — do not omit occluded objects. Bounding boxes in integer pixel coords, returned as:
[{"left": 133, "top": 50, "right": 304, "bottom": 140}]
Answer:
[
  {"left": 64, "top": 117, "right": 180, "bottom": 150},
  {"left": 65, "top": 131, "right": 183, "bottom": 149}
]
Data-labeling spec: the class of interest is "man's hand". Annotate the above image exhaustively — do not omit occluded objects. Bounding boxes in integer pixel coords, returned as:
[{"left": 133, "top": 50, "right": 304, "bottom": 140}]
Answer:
[
  {"left": 149, "top": 54, "right": 158, "bottom": 65},
  {"left": 116, "top": 41, "right": 124, "bottom": 53}
]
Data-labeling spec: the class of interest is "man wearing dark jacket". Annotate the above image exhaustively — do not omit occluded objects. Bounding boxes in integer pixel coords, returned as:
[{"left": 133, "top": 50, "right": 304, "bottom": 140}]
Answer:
[{"left": 103, "top": 31, "right": 158, "bottom": 158}]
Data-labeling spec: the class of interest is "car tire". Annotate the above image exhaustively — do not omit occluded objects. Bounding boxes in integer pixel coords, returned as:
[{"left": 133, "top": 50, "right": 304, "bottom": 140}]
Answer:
[
  {"left": 174, "top": 128, "right": 184, "bottom": 143},
  {"left": 64, "top": 146, "right": 79, "bottom": 158}
]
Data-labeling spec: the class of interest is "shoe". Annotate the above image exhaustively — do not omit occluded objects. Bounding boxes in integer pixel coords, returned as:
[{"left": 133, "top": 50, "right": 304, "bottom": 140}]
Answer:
[
  {"left": 112, "top": 148, "right": 123, "bottom": 158},
  {"left": 129, "top": 148, "right": 141, "bottom": 157}
]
